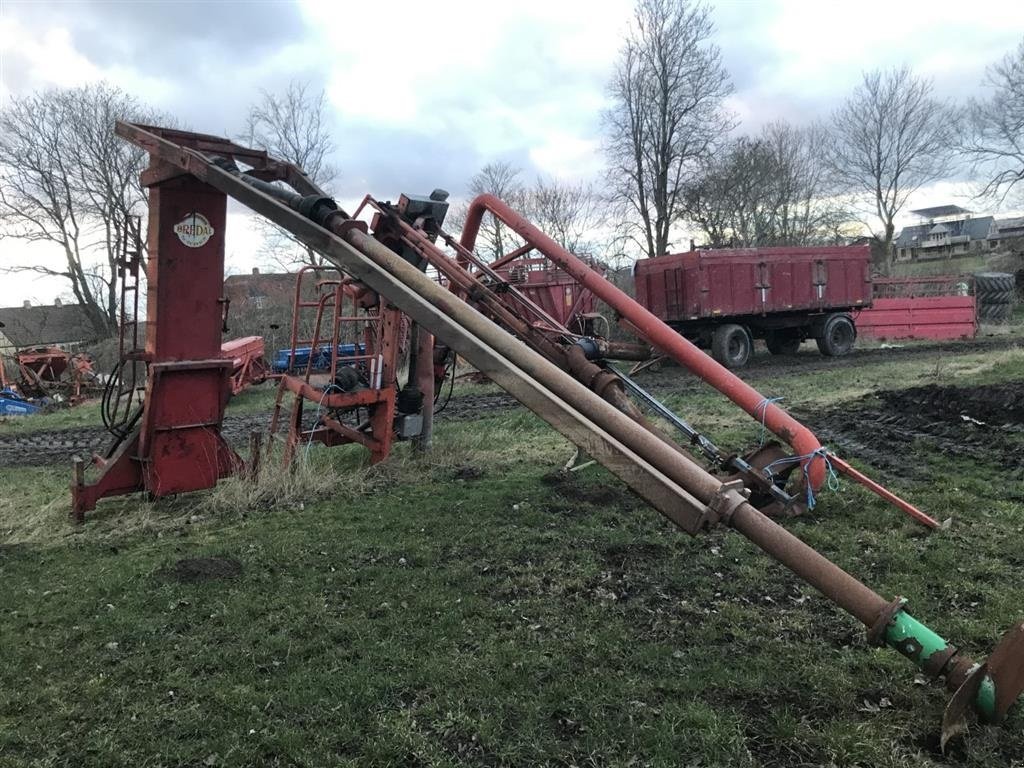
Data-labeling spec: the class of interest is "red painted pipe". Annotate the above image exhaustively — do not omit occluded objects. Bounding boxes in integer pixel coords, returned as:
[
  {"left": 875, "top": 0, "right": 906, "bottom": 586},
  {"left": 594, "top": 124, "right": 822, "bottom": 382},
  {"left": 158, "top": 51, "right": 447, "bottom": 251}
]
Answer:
[{"left": 459, "top": 194, "right": 826, "bottom": 491}]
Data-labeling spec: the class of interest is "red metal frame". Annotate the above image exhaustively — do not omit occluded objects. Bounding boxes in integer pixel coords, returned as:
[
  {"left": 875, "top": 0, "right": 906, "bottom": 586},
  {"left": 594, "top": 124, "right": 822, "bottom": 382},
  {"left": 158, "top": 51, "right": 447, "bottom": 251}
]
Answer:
[
  {"left": 221, "top": 336, "right": 269, "bottom": 395},
  {"left": 634, "top": 245, "right": 872, "bottom": 320},
  {"left": 459, "top": 194, "right": 828, "bottom": 488},
  {"left": 72, "top": 171, "right": 243, "bottom": 519},
  {"left": 269, "top": 266, "right": 401, "bottom": 465},
  {"left": 10, "top": 346, "right": 98, "bottom": 404}
]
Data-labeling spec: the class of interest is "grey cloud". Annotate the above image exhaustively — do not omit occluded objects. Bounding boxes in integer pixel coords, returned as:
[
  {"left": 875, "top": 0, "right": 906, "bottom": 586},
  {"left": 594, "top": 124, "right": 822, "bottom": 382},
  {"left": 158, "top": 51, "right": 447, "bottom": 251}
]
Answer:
[{"left": 8, "top": 0, "right": 308, "bottom": 74}]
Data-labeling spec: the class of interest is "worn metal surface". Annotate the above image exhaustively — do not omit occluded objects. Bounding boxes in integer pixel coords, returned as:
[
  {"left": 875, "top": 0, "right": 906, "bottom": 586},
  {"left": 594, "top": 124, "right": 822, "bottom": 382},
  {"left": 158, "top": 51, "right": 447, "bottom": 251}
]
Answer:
[
  {"left": 221, "top": 336, "right": 269, "bottom": 395},
  {"left": 634, "top": 246, "right": 872, "bottom": 320},
  {"left": 856, "top": 296, "right": 977, "bottom": 341},
  {"left": 107, "top": 122, "right": 1023, "bottom": 729},
  {"left": 459, "top": 194, "right": 828, "bottom": 492},
  {"left": 72, "top": 172, "right": 243, "bottom": 518}
]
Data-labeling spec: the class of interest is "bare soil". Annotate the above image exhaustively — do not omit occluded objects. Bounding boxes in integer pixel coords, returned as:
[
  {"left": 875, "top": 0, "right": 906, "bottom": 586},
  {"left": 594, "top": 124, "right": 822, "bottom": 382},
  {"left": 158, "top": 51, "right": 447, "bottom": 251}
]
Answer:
[{"left": 799, "top": 380, "right": 1024, "bottom": 481}]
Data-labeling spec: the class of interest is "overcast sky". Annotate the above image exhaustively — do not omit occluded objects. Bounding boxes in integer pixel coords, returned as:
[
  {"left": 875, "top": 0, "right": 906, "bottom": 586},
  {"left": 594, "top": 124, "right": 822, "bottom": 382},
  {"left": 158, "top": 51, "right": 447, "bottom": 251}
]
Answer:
[{"left": 1, "top": 0, "right": 1022, "bottom": 306}]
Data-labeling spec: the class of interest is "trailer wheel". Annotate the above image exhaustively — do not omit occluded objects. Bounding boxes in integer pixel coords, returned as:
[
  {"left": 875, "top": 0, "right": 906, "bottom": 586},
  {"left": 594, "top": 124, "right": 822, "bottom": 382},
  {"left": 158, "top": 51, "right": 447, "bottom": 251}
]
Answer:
[
  {"left": 765, "top": 331, "right": 801, "bottom": 355},
  {"left": 711, "top": 324, "right": 752, "bottom": 368},
  {"left": 816, "top": 314, "right": 856, "bottom": 357}
]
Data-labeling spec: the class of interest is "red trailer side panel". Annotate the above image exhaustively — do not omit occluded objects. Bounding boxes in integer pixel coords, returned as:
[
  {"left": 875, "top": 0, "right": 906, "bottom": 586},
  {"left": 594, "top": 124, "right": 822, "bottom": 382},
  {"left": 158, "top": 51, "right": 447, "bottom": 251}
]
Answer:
[
  {"left": 856, "top": 296, "right": 977, "bottom": 341},
  {"left": 635, "top": 245, "right": 872, "bottom": 321}
]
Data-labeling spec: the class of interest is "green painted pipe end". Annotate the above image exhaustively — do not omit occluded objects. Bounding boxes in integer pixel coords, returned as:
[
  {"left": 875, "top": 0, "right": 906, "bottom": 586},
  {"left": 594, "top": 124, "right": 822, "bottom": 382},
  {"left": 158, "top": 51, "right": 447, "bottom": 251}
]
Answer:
[
  {"left": 884, "top": 610, "right": 949, "bottom": 667},
  {"left": 976, "top": 675, "right": 998, "bottom": 724},
  {"left": 884, "top": 609, "right": 1000, "bottom": 722}
]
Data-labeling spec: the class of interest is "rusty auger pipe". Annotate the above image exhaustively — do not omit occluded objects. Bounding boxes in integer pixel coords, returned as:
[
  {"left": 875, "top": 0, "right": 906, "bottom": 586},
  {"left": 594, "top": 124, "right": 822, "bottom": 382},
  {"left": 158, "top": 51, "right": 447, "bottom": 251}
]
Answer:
[
  {"left": 458, "top": 194, "right": 941, "bottom": 529},
  {"left": 114, "top": 121, "right": 1024, "bottom": 735}
]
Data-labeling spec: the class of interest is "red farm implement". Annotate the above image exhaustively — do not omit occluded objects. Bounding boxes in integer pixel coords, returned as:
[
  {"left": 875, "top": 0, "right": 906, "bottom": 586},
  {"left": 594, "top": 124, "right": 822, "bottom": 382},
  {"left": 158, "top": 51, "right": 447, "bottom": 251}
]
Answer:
[
  {"left": 69, "top": 123, "right": 1023, "bottom": 737},
  {"left": 634, "top": 245, "right": 872, "bottom": 368},
  {"left": 10, "top": 346, "right": 99, "bottom": 404},
  {"left": 221, "top": 335, "right": 270, "bottom": 396},
  {"left": 268, "top": 264, "right": 405, "bottom": 465}
]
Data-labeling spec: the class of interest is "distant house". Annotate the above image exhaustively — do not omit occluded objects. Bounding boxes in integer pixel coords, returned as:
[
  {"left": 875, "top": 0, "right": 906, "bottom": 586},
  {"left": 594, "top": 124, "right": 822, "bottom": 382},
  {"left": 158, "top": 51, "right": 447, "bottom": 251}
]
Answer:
[
  {"left": 0, "top": 299, "right": 99, "bottom": 355},
  {"left": 995, "top": 216, "right": 1024, "bottom": 241},
  {"left": 223, "top": 268, "right": 296, "bottom": 312},
  {"left": 893, "top": 205, "right": 999, "bottom": 262}
]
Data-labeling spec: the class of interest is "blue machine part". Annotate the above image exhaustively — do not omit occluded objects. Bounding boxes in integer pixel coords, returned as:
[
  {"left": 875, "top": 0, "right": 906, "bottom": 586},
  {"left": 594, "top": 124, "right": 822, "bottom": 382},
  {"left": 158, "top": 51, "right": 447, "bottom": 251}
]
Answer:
[
  {"left": 272, "top": 343, "right": 367, "bottom": 374},
  {"left": 0, "top": 388, "right": 41, "bottom": 416}
]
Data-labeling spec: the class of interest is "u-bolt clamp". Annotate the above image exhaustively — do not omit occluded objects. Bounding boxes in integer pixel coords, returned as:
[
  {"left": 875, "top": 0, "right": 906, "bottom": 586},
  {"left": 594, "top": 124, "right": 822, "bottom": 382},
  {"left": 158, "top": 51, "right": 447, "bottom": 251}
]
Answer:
[{"left": 706, "top": 479, "right": 750, "bottom": 527}]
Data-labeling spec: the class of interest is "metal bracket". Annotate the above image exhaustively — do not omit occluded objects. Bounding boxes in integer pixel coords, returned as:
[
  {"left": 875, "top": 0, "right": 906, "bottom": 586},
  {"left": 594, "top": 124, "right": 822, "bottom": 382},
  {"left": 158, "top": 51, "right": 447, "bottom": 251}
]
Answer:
[
  {"left": 866, "top": 597, "right": 906, "bottom": 647},
  {"left": 706, "top": 479, "right": 750, "bottom": 526}
]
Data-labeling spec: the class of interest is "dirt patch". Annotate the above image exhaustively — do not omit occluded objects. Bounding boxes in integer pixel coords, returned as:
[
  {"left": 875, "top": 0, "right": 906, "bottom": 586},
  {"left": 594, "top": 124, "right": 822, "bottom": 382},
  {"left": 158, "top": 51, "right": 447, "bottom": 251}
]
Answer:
[
  {"left": 161, "top": 556, "right": 243, "bottom": 583},
  {"left": 453, "top": 465, "right": 483, "bottom": 481},
  {"left": 0, "top": 414, "right": 271, "bottom": 468},
  {"left": 441, "top": 392, "right": 521, "bottom": 421},
  {"left": 540, "top": 470, "right": 636, "bottom": 507},
  {"left": 800, "top": 381, "right": 1024, "bottom": 480}
]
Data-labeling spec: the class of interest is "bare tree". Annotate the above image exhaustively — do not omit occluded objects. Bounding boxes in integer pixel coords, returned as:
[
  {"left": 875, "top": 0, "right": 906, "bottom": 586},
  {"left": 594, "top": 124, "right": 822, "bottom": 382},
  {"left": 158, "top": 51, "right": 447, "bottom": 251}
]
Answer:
[
  {"left": 961, "top": 39, "right": 1024, "bottom": 206},
  {"left": 521, "top": 177, "right": 607, "bottom": 255},
  {"left": 243, "top": 80, "right": 338, "bottom": 267},
  {"left": 447, "top": 161, "right": 525, "bottom": 261},
  {"left": 827, "top": 67, "right": 958, "bottom": 272},
  {"left": 684, "top": 122, "right": 848, "bottom": 248},
  {"left": 603, "top": 0, "right": 733, "bottom": 259},
  {"left": 0, "top": 83, "right": 162, "bottom": 336}
]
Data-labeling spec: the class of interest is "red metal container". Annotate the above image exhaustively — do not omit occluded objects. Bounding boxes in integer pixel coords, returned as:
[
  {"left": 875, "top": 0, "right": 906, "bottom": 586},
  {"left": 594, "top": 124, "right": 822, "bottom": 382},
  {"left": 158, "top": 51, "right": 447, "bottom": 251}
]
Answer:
[
  {"left": 493, "top": 256, "right": 599, "bottom": 330},
  {"left": 857, "top": 276, "right": 976, "bottom": 341},
  {"left": 634, "top": 245, "right": 872, "bottom": 321}
]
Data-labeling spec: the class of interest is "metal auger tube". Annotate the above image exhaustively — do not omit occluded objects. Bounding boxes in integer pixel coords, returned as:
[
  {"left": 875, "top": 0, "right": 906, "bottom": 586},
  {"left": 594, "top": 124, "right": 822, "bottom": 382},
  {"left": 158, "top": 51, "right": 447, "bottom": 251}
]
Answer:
[{"left": 114, "top": 121, "right": 1024, "bottom": 732}]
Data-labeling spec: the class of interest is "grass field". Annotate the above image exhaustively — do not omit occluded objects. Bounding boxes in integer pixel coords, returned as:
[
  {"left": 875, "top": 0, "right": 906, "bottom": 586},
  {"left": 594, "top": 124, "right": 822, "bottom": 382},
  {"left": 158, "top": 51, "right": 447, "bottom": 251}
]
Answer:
[{"left": 1, "top": 341, "right": 1023, "bottom": 767}]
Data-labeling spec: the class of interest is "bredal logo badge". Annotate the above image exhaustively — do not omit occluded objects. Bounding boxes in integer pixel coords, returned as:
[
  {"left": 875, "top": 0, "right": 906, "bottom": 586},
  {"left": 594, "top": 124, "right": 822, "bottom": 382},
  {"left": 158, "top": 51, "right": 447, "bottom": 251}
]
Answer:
[{"left": 173, "top": 212, "right": 214, "bottom": 248}]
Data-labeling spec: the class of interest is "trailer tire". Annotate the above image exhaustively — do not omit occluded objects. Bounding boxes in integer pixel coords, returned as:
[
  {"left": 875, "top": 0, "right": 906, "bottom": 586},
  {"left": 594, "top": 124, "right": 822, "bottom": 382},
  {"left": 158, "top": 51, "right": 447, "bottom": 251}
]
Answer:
[
  {"left": 711, "top": 324, "right": 752, "bottom": 368},
  {"left": 765, "top": 331, "right": 801, "bottom": 355},
  {"left": 816, "top": 314, "right": 856, "bottom": 357}
]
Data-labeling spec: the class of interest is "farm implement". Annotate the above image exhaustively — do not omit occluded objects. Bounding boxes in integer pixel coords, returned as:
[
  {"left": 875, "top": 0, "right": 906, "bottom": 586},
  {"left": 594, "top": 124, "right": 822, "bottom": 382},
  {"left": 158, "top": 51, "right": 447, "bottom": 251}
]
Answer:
[
  {"left": 70, "top": 123, "right": 1023, "bottom": 739},
  {"left": 0, "top": 346, "right": 99, "bottom": 407}
]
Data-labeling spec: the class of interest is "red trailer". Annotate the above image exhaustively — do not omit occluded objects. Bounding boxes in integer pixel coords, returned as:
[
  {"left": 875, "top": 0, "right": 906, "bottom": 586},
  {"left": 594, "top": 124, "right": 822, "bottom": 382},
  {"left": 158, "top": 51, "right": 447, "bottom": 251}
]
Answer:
[
  {"left": 634, "top": 245, "right": 872, "bottom": 367},
  {"left": 492, "top": 255, "right": 600, "bottom": 330}
]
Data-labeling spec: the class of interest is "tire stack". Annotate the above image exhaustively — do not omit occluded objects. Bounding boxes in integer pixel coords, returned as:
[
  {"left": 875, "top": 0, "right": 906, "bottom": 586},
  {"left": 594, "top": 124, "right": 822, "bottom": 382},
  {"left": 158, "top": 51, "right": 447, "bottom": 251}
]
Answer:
[{"left": 973, "top": 272, "right": 1017, "bottom": 323}]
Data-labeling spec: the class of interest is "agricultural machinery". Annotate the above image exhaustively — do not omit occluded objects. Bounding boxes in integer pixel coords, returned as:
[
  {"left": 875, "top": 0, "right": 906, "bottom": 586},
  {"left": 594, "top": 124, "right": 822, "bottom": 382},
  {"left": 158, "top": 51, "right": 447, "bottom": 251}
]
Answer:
[
  {"left": 0, "top": 346, "right": 99, "bottom": 405},
  {"left": 69, "top": 123, "right": 1023, "bottom": 741},
  {"left": 220, "top": 335, "right": 270, "bottom": 396}
]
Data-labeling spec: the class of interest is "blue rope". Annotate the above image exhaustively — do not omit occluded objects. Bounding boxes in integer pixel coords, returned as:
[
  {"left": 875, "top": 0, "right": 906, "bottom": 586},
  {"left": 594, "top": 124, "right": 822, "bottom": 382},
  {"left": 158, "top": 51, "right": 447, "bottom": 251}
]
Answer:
[
  {"left": 754, "top": 396, "right": 785, "bottom": 446},
  {"left": 763, "top": 447, "right": 840, "bottom": 510}
]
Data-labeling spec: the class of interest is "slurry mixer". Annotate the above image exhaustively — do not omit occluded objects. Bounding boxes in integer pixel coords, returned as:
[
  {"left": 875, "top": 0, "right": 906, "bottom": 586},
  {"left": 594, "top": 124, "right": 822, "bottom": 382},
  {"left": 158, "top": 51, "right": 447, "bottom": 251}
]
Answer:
[{"left": 70, "top": 123, "right": 1023, "bottom": 741}]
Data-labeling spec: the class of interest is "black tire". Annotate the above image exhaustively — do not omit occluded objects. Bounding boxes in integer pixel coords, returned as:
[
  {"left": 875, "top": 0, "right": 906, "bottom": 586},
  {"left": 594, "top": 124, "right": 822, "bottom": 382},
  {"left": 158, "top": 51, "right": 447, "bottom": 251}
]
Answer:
[
  {"left": 815, "top": 314, "right": 856, "bottom": 357},
  {"left": 974, "top": 272, "right": 1015, "bottom": 294},
  {"left": 765, "top": 331, "right": 801, "bottom": 355},
  {"left": 979, "top": 303, "right": 1013, "bottom": 322},
  {"left": 711, "top": 324, "right": 752, "bottom": 368},
  {"left": 978, "top": 290, "right": 1016, "bottom": 306}
]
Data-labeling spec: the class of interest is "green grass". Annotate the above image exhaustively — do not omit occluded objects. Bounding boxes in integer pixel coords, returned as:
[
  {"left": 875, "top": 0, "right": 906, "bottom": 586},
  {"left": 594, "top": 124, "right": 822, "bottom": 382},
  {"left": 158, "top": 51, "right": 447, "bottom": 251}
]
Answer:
[
  {"left": 890, "top": 255, "right": 989, "bottom": 277},
  {"left": 0, "top": 399, "right": 103, "bottom": 434},
  {"left": 2, "top": 348, "right": 1024, "bottom": 766}
]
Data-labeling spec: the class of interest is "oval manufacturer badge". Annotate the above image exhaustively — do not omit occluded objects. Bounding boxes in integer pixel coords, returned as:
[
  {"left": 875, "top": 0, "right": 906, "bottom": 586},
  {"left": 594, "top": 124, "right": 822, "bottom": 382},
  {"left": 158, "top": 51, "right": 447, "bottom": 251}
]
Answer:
[{"left": 173, "top": 213, "right": 214, "bottom": 248}]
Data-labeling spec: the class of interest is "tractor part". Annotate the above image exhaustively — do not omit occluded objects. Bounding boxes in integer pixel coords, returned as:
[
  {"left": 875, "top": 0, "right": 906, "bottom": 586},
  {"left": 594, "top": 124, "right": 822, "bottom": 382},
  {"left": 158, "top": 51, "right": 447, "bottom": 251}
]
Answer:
[
  {"left": 0, "top": 387, "right": 41, "bottom": 416},
  {"left": 599, "top": 360, "right": 798, "bottom": 512},
  {"left": 112, "top": 122, "right": 1024, "bottom": 732}
]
